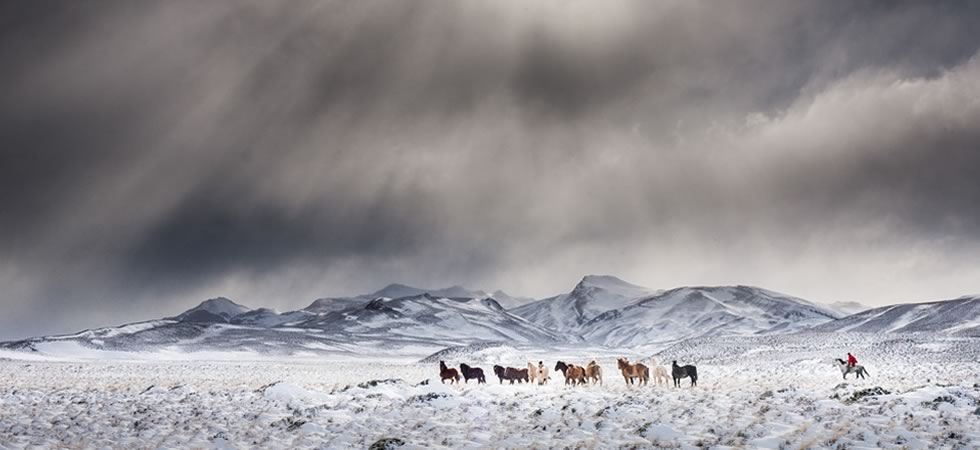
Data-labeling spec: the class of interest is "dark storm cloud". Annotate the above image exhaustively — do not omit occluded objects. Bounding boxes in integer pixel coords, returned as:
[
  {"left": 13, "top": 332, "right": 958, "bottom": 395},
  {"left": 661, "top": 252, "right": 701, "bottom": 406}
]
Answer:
[{"left": 2, "top": 0, "right": 980, "bottom": 339}]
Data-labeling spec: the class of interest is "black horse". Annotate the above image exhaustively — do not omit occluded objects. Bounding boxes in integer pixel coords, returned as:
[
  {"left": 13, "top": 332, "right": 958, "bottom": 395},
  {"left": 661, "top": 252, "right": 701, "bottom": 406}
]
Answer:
[
  {"left": 672, "top": 360, "right": 698, "bottom": 387},
  {"left": 493, "top": 365, "right": 529, "bottom": 384},
  {"left": 459, "top": 363, "right": 486, "bottom": 384}
]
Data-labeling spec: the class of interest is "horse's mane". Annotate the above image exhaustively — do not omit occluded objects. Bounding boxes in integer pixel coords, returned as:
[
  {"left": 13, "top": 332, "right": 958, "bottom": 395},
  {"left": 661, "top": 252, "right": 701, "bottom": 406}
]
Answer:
[
  {"left": 836, "top": 358, "right": 846, "bottom": 364},
  {"left": 460, "top": 363, "right": 471, "bottom": 370}
]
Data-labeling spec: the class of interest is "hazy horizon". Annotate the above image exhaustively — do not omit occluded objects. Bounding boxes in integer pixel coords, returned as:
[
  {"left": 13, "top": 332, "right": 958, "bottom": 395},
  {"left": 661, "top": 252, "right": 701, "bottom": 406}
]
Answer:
[{"left": 3, "top": 1, "right": 980, "bottom": 340}]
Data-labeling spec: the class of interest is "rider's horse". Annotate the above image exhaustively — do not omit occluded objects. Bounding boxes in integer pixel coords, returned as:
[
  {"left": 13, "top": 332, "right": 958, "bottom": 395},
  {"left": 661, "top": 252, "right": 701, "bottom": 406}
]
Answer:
[{"left": 835, "top": 359, "right": 869, "bottom": 379}]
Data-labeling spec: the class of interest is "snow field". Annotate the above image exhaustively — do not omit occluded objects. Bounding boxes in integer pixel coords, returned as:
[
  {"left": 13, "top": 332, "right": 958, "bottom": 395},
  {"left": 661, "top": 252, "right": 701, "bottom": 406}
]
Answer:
[{"left": 1, "top": 354, "right": 979, "bottom": 449}]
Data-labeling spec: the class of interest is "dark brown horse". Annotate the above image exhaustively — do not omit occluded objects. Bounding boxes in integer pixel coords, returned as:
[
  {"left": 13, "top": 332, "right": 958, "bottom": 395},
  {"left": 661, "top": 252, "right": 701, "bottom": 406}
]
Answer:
[
  {"left": 439, "top": 361, "right": 461, "bottom": 384},
  {"left": 554, "top": 361, "right": 587, "bottom": 386},
  {"left": 493, "top": 365, "right": 529, "bottom": 384},
  {"left": 459, "top": 363, "right": 486, "bottom": 384}
]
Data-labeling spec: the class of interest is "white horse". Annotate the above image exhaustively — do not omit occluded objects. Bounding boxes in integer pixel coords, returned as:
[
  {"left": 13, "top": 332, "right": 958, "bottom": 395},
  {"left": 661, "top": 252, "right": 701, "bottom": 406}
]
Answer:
[
  {"left": 536, "top": 362, "right": 550, "bottom": 385},
  {"left": 835, "top": 359, "right": 869, "bottom": 379},
  {"left": 527, "top": 362, "right": 538, "bottom": 384},
  {"left": 649, "top": 357, "right": 669, "bottom": 385},
  {"left": 652, "top": 365, "right": 670, "bottom": 385}
]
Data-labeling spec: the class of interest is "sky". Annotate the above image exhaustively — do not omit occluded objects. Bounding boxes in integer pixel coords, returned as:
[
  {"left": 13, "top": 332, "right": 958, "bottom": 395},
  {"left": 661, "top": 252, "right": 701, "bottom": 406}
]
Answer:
[{"left": 2, "top": 1, "right": 980, "bottom": 340}]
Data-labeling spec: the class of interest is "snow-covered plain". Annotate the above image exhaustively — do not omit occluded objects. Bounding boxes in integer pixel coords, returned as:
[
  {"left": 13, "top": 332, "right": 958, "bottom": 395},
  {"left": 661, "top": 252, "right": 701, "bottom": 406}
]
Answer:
[{"left": 2, "top": 333, "right": 979, "bottom": 449}]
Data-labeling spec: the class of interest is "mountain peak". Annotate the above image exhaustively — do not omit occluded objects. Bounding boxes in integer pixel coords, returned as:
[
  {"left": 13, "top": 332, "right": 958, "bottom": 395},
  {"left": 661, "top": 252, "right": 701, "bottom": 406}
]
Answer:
[
  {"left": 368, "top": 283, "right": 424, "bottom": 299},
  {"left": 367, "top": 283, "right": 488, "bottom": 300},
  {"left": 180, "top": 297, "right": 250, "bottom": 320},
  {"left": 574, "top": 275, "right": 653, "bottom": 297}
]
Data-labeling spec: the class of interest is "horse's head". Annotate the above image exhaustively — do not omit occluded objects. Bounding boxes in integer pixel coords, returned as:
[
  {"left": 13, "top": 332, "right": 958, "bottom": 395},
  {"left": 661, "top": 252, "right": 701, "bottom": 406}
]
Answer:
[
  {"left": 555, "top": 361, "right": 567, "bottom": 373},
  {"left": 439, "top": 361, "right": 447, "bottom": 370},
  {"left": 460, "top": 363, "right": 470, "bottom": 371},
  {"left": 835, "top": 358, "right": 846, "bottom": 365},
  {"left": 672, "top": 360, "right": 678, "bottom": 366},
  {"left": 617, "top": 358, "right": 627, "bottom": 369},
  {"left": 493, "top": 365, "right": 504, "bottom": 376}
]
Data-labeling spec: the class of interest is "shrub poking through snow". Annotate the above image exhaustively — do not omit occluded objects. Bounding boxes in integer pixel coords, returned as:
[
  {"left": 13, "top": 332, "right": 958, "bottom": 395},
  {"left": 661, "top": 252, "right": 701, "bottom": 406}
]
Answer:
[
  {"left": 254, "top": 381, "right": 281, "bottom": 393},
  {"left": 357, "top": 379, "right": 403, "bottom": 390},
  {"left": 839, "top": 387, "right": 891, "bottom": 404},
  {"left": 271, "top": 416, "right": 306, "bottom": 432},
  {"left": 406, "top": 392, "right": 447, "bottom": 404},
  {"left": 369, "top": 437, "right": 406, "bottom": 449}
]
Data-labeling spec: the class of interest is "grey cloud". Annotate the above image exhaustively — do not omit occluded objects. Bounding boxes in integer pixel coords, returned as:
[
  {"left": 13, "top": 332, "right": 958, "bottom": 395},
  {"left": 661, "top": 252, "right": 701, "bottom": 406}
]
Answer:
[{"left": 2, "top": 1, "right": 980, "bottom": 339}]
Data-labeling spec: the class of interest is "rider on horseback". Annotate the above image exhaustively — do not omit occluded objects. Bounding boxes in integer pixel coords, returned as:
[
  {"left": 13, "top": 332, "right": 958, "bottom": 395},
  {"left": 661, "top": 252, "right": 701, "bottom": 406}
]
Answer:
[{"left": 846, "top": 352, "right": 857, "bottom": 367}]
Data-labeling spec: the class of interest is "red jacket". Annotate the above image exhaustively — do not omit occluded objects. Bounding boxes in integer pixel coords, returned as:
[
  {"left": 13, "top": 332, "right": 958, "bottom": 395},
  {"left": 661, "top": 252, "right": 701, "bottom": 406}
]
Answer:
[{"left": 847, "top": 354, "right": 858, "bottom": 366}]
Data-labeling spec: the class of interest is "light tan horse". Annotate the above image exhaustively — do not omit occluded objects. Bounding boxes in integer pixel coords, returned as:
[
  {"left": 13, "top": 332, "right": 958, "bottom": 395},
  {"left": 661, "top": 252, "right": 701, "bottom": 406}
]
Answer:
[
  {"left": 650, "top": 357, "right": 670, "bottom": 385},
  {"left": 617, "top": 358, "right": 649, "bottom": 386},
  {"left": 527, "top": 362, "right": 538, "bottom": 384},
  {"left": 586, "top": 360, "right": 603, "bottom": 386}
]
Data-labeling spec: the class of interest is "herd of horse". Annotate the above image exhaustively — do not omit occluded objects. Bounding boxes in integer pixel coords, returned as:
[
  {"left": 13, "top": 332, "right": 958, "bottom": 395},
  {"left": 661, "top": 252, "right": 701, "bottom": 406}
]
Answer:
[{"left": 439, "top": 359, "right": 699, "bottom": 388}]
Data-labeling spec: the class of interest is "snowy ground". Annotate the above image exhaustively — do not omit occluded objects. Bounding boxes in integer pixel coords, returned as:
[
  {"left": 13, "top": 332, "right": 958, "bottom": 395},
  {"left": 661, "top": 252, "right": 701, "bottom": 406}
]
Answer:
[{"left": 2, "top": 336, "right": 980, "bottom": 449}]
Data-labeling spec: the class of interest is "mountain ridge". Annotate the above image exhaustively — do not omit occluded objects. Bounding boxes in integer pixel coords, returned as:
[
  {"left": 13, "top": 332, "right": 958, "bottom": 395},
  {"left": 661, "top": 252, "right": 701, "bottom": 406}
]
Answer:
[{"left": 4, "top": 277, "right": 979, "bottom": 357}]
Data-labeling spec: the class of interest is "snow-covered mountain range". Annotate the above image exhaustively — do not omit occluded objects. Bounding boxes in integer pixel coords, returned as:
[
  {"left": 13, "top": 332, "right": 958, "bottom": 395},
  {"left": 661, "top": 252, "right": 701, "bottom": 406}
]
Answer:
[
  {"left": 2, "top": 276, "right": 978, "bottom": 356},
  {"left": 812, "top": 295, "right": 980, "bottom": 336},
  {"left": 579, "top": 285, "right": 840, "bottom": 347}
]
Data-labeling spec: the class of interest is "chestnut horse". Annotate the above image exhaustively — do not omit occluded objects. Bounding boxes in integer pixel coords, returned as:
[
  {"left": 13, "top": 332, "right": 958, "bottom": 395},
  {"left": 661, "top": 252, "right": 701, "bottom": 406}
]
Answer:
[
  {"left": 459, "top": 363, "right": 486, "bottom": 384},
  {"left": 554, "top": 361, "right": 586, "bottom": 386},
  {"left": 439, "top": 361, "right": 461, "bottom": 384},
  {"left": 586, "top": 360, "right": 603, "bottom": 386},
  {"left": 617, "top": 358, "right": 649, "bottom": 386}
]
